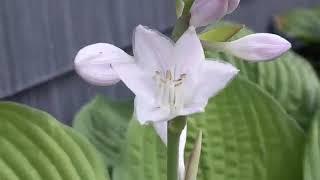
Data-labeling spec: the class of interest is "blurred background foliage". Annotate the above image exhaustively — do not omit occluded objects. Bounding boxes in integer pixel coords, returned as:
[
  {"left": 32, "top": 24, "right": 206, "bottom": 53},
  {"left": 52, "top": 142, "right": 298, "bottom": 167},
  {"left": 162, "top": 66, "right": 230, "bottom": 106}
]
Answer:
[{"left": 271, "top": 6, "right": 320, "bottom": 72}]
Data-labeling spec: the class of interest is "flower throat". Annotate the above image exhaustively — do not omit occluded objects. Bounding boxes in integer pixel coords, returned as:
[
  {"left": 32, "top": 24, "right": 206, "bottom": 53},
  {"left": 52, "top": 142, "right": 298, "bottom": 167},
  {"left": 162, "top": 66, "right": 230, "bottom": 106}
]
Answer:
[{"left": 154, "top": 70, "right": 186, "bottom": 113}]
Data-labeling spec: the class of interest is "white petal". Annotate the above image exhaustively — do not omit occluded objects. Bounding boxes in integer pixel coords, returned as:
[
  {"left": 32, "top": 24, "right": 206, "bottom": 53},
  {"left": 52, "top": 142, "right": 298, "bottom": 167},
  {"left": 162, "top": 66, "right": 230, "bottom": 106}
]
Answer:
[
  {"left": 74, "top": 43, "right": 133, "bottom": 86},
  {"left": 173, "top": 26, "right": 205, "bottom": 77},
  {"left": 178, "top": 125, "right": 187, "bottom": 180},
  {"left": 112, "top": 63, "right": 156, "bottom": 102},
  {"left": 227, "top": 0, "right": 240, "bottom": 14},
  {"left": 190, "top": 0, "right": 229, "bottom": 27},
  {"left": 180, "top": 103, "right": 205, "bottom": 116},
  {"left": 133, "top": 25, "right": 174, "bottom": 72},
  {"left": 223, "top": 33, "right": 292, "bottom": 62},
  {"left": 134, "top": 96, "right": 171, "bottom": 124},
  {"left": 153, "top": 122, "right": 167, "bottom": 144},
  {"left": 188, "top": 60, "right": 239, "bottom": 105}
]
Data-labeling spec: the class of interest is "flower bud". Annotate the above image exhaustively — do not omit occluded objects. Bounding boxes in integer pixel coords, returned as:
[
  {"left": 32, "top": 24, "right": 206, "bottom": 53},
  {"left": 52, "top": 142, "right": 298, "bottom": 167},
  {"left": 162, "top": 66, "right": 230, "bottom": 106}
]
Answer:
[
  {"left": 227, "top": 0, "right": 240, "bottom": 14},
  {"left": 190, "top": 0, "right": 240, "bottom": 27},
  {"left": 222, "top": 33, "right": 292, "bottom": 62},
  {"left": 74, "top": 43, "right": 133, "bottom": 86}
]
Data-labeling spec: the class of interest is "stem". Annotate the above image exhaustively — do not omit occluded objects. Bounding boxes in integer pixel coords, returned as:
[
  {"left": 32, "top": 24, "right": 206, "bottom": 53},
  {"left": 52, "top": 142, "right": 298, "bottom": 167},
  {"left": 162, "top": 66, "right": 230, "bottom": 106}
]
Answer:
[
  {"left": 167, "top": 116, "right": 187, "bottom": 180},
  {"left": 168, "top": 2, "right": 193, "bottom": 178},
  {"left": 171, "top": 0, "right": 193, "bottom": 41},
  {"left": 172, "top": 15, "right": 190, "bottom": 42}
]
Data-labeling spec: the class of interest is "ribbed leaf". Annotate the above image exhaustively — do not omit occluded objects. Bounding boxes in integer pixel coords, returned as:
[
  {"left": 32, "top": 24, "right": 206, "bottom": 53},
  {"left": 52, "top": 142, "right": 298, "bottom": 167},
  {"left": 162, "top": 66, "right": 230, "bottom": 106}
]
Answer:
[
  {"left": 304, "top": 111, "right": 320, "bottom": 180},
  {"left": 113, "top": 120, "right": 166, "bottom": 180},
  {"left": 0, "top": 102, "right": 107, "bottom": 180},
  {"left": 186, "top": 77, "right": 305, "bottom": 180},
  {"left": 206, "top": 27, "right": 320, "bottom": 130},
  {"left": 113, "top": 77, "right": 305, "bottom": 180},
  {"left": 73, "top": 95, "right": 133, "bottom": 167}
]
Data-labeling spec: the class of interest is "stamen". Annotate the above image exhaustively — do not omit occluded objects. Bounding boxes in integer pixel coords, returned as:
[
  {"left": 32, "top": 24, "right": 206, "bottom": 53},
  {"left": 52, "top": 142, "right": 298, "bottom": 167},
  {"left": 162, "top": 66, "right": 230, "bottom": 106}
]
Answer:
[
  {"left": 166, "top": 70, "right": 172, "bottom": 80},
  {"left": 175, "top": 82, "right": 183, "bottom": 87},
  {"left": 154, "top": 70, "right": 187, "bottom": 114}
]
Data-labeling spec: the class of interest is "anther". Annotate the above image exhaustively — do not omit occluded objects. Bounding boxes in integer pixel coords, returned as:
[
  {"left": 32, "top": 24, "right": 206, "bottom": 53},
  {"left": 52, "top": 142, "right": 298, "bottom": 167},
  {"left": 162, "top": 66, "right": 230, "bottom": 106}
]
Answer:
[
  {"left": 175, "top": 82, "right": 183, "bottom": 87},
  {"left": 166, "top": 70, "right": 172, "bottom": 80}
]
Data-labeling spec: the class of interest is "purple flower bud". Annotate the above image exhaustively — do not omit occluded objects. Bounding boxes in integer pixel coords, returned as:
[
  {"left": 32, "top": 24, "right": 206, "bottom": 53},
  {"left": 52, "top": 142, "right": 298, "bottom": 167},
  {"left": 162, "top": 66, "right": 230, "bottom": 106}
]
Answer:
[
  {"left": 190, "top": 0, "right": 240, "bottom": 27},
  {"left": 227, "top": 0, "right": 240, "bottom": 14},
  {"left": 223, "top": 33, "right": 292, "bottom": 61}
]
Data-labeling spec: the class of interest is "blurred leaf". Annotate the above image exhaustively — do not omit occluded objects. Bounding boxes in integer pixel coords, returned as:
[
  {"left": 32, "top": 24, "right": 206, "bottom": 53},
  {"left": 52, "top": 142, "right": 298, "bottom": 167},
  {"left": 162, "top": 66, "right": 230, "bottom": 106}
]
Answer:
[
  {"left": 0, "top": 102, "right": 107, "bottom": 180},
  {"left": 185, "top": 131, "right": 202, "bottom": 180},
  {"left": 113, "top": 120, "right": 166, "bottom": 180},
  {"left": 200, "top": 23, "right": 244, "bottom": 42},
  {"left": 206, "top": 27, "right": 320, "bottom": 130},
  {"left": 73, "top": 95, "right": 134, "bottom": 168},
  {"left": 112, "top": 77, "right": 305, "bottom": 180},
  {"left": 304, "top": 111, "right": 320, "bottom": 180},
  {"left": 275, "top": 7, "right": 320, "bottom": 44}
]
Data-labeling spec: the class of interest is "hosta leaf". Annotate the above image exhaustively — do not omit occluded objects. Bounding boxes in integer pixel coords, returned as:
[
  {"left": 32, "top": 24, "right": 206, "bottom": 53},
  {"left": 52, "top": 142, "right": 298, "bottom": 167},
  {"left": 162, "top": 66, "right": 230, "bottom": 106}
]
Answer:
[
  {"left": 206, "top": 27, "right": 320, "bottom": 130},
  {"left": 186, "top": 77, "right": 305, "bottom": 180},
  {"left": 274, "top": 7, "right": 320, "bottom": 44},
  {"left": 113, "top": 120, "right": 166, "bottom": 180},
  {"left": 73, "top": 95, "right": 133, "bottom": 167},
  {"left": 0, "top": 102, "right": 107, "bottom": 180},
  {"left": 112, "top": 77, "right": 305, "bottom": 180},
  {"left": 304, "top": 111, "right": 320, "bottom": 180}
]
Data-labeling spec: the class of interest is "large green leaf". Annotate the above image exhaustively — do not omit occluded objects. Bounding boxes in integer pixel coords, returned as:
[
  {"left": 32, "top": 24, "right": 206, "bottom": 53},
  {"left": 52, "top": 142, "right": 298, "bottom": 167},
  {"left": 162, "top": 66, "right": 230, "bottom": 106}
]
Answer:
[
  {"left": 0, "top": 102, "right": 107, "bottom": 180},
  {"left": 206, "top": 28, "right": 320, "bottom": 130},
  {"left": 113, "top": 120, "right": 166, "bottom": 180},
  {"left": 73, "top": 95, "right": 134, "bottom": 167},
  {"left": 187, "top": 77, "right": 305, "bottom": 180},
  {"left": 304, "top": 111, "right": 320, "bottom": 180},
  {"left": 113, "top": 77, "right": 305, "bottom": 180},
  {"left": 275, "top": 7, "right": 320, "bottom": 44}
]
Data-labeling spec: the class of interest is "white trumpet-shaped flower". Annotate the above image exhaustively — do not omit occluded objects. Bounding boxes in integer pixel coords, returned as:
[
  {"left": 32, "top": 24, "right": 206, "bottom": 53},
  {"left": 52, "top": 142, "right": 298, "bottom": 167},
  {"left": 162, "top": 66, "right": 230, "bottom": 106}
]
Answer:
[
  {"left": 75, "top": 25, "right": 238, "bottom": 124},
  {"left": 75, "top": 25, "right": 238, "bottom": 180},
  {"left": 190, "top": 0, "right": 240, "bottom": 27}
]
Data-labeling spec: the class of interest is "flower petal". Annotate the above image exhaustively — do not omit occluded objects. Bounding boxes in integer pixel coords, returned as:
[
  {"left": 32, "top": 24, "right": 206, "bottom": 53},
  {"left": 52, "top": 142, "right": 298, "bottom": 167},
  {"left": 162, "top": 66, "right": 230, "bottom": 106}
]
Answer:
[
  {"left": 153, "top": 122, "right": 167, "bottom": 144},
  {"left": 223, "top": 33, "right": 292, "bottom": 61},
  {"left": 187, "top": 60, "right": 239, "bottom": 105},
  {"left": 190, "top": 0, "right": 229, "bottom": 27},
  {"left": 134, "top": 96, "right": 171, "bottom": 124},
  {"left": 74, "top": 43, "right": 133, "bottom": 86},
  {"left": 133, "top": 25, "right": 174, "bottom": 72},
  {"left": 173, "top": 26, "right": 205, "bottom": 77},
  {"left": 178, "top": 125, "right": 187, "bottom": 180},
  {"left": 227, "top": 0, "right": 240, "bottom": 14},
  {"left": 180, "top": 103, "right": 205, "bottom": 116},
  {"left": 112, "top": 63, "right": 156, "bottom": 102}
]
